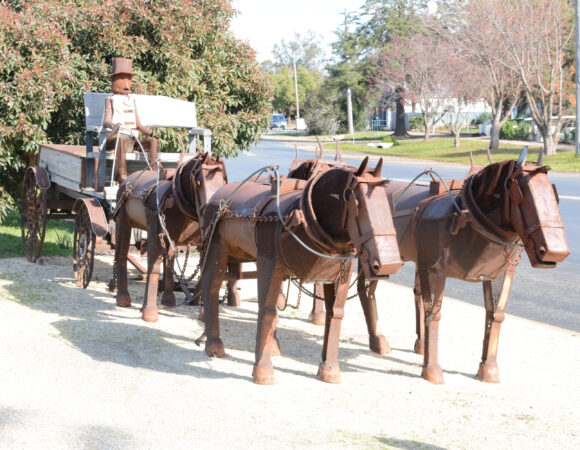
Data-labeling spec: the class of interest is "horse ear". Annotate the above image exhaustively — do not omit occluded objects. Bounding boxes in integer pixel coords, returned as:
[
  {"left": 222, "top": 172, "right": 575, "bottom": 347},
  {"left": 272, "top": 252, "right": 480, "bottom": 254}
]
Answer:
[
  {"left": 467, "top": 151, "right": 475, "bottom": 176},
  {"left": 355, "top": 157, "right": 369, "bottom": 176},
  {"left": 486, "top": 146, "right": 493, "bottom": 164},
  {"left": 536, "top": 147, "right": 543, "bottom": 166},
  {"left": 315, "top": 136, "right": 325, "bottom": 160},
  {"left": 516, "top": 146, "right": 528, "bottom": 166},
  {"left": 373, "top": 158, "right": 383, "bottom": 177}
]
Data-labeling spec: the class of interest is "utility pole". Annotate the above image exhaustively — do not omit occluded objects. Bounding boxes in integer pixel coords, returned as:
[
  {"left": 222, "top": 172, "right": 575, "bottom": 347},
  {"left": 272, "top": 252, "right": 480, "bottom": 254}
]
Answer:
[
  {"left": 574, "top": 0, "right": 580, "bottom": 158},
  {"left": 342, "top": 9, "right": 354, "bottom": 135},
  {"left": 292, "top": 56, "right": 300, "bottom": 121},
  {"left": 346, "top": 88, "right": 354, "bottom": 135}
]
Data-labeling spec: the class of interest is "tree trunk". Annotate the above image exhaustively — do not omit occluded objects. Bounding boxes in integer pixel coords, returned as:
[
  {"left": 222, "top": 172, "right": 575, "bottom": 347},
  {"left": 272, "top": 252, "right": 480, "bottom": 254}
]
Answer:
[
  {"left": 394, "top": 91, "right": 407, "bottom": 136},
  {"left": 423, "top": 118, "right": 430, "bottom": 141},
  {"left": 490, "top": 115, "right": 501, "bottom": 150},
  {"left": 541, "top": 126, "right": 557, "bottom": 156},
  {"left": 454, "top": 132, "right": 460, "bottom": 148}
]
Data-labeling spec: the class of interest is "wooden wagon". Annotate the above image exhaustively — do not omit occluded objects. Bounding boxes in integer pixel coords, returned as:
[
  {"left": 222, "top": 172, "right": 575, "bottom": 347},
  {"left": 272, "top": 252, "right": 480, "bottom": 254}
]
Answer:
[{"left": 20, "top": 92, "right": 212, "bottom": 288}]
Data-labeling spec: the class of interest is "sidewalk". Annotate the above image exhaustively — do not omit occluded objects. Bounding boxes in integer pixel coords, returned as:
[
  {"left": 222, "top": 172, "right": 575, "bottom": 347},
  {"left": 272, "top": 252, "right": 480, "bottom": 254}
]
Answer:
[{"left": 1, "top": 254, "right": 578, "bottom": 448}]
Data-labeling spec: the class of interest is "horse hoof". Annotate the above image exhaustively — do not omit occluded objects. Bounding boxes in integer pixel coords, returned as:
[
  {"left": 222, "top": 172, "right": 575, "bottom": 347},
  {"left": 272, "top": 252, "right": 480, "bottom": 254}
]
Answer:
[
  {"left": 422, "top": 364, "right": 445, "bottom": 384},
  {"left": 142, "top": 307, "right": 158, "bottom": 322},
  {"left": 160, "top": 291, "right": 176, "bottom": 307},
  {"left": 414, "top": 338, "right": 425, "bottom": 355},
  {"left": 477, "top": 362, "right": 500, "bottom": 383},
  {"left": 317, "top": 361, "right": 341, "bottom": 383},
  {"left": 370, "top": 335, "right": 391, "bottom": 355},
  {"left": 205, "top": 338, "right": 225, "bottom": 357},
  {"left": 252, "top": 364, "right": 275, "bottom": 385},
  {"left": 309, "top": 311, "right": 326, "bottom": 326},
  {"left": 227, "top": 287, "right": 241, "bottom": 307},
  {"left": 116, "top": 292, "right": 131, "bottom": 308}
]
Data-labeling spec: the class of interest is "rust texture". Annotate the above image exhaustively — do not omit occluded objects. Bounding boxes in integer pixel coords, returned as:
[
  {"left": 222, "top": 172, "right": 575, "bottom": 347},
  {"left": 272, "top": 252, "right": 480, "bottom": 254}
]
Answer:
[
  {"left": 201, "top": 158, "right": 403, "bottom": 384},
  {"left": 113, "top": 152, "right": 228, "bottom": 322},
  {"left": 357, "top": 148, "right": 570, "bottom": 384}
]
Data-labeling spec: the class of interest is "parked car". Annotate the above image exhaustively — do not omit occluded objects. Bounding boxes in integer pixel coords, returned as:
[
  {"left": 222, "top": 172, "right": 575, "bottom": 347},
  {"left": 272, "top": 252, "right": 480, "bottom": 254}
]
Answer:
[{"left": 270, "top": 114, "right": 287, "bottom": 130}]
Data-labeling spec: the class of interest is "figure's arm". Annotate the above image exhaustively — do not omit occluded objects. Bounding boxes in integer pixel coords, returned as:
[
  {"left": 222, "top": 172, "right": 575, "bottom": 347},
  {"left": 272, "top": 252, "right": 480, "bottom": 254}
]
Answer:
[
  {"left": 135, "top": 105, "right": 154, "bottom": 137},
  {"left": 103, "top": 97, "right": 119, "bottom": 134}
]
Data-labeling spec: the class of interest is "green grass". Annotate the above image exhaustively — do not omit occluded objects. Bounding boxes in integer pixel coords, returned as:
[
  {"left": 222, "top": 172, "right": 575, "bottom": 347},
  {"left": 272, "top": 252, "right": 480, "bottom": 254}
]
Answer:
[
  {"left": 325, "top": 137, "right": 580, "bottom": 172},
  {"left": 0, "top": 209, "right": 74, "bottom": 258}
]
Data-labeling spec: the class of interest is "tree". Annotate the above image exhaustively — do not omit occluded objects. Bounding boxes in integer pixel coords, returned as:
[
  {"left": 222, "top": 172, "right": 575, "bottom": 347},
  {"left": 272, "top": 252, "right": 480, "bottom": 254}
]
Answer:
[
  {"left": 439, "top": 51, "right": 485, "bottom": 147},
  {"left": 372, "top": 34, "right": 453, "bottom": 141},
  {"left": 0, "top": 0, "right": 272, "bottom": 204},
  {"left": 357, "top": 0, "right": 428, "bottom": 135},
  {"left": 271, "top": 66, "right": 322, "bottom": 116},
  {"left": 271, "top": 31, "right": 325, "bottom": 72},
  {"left": 433, "top": 0, "right": 522, "bottom": 151},
  {"left": 481, "top": 0, "right": 574, "bottom": 156}
]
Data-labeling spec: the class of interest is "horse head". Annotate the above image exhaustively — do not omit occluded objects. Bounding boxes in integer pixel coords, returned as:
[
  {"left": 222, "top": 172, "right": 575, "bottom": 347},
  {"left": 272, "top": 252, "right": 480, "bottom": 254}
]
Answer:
[
  {"left": 173, "top": 152, "right": 228, "bottom": 221},
  {"left": 469, "top": 148, "right": 570, "bottom": 268},
  {"left": 301, "top": 157, "right": 403, "bottom": 279}
]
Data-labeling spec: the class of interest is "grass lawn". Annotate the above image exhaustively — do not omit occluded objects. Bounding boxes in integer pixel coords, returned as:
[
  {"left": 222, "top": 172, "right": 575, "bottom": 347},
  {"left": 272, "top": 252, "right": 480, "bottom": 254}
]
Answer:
[
  {"left": 0, "top": 209, "right": 74, "bottom": 258},
  {"left": 325, "top": 137, "right": 580, "bottom": 172}
]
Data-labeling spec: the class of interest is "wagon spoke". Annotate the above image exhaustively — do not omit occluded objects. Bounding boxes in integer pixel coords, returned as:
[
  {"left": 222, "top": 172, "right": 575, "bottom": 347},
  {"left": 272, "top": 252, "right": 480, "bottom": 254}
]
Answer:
[
  {"left": 20, "top": 170, "right": 47, "bottom": 262},
  {"left": 73, "top": 203, "right": 95, "bottom": 289}
]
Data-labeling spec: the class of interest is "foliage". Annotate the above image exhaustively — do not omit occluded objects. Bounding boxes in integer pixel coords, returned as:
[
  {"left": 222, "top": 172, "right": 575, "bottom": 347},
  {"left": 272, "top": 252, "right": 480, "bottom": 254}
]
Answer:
[
  {"left": 0, "top": 186, "right": 15, "bottom": 224},
  {"left": 500, "top": 120, "right": 531, "bottom": 140},
  {"left": 271, "top": 66, "right": 323, "bottom": 116},
  {"left": 270, "top": 31, "right": 325, "bottom": 72},
  {"left": 408, "top": 114, "right": 424, "bottom": 130},
  {"left": 472, "top": 112, "right": 492, "bottom": 125},
  {"left": 0, "top": 0, "right": 272, "bottom": 207},
  {"left": 304, "top": 86, "right": 341, "bottom": 136}
]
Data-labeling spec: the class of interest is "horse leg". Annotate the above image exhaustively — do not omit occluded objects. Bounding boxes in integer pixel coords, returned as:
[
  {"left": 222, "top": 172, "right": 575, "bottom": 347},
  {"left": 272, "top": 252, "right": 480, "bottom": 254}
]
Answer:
[
  {"left": 419, "top": 267, "right": 446, "bottom": 384},
  {"left": 203, "top": 237, "right": 229, "bottom": 358},
  {"left": 478, "top": 265, "right": 515, "bottom": 383},
  {"left": 308, "top": 283, "right": 326, "bottom": 326},
  {"left": 226, "top": 262, "right": 241, "bottom": 307},
  {"left": 358, "top": 275, "right": 391, "bottom": 355},
  {"left": 142, "top": 231, "right": 163, "bottom": 322},
  {"left": 160, "top": 249, "right": 176, "bottom": 307},
  {"left": 318, "top": 262, "right": 353, "bottom": 384},
  {"left": 413, "top": 267, "right": 425, "bottom": 355},
  {"left": 252, "top": 254, "right": 284, "bottom": 385},
  {"left": 114, "top": 209, "right": 131, "bottom": 307}
]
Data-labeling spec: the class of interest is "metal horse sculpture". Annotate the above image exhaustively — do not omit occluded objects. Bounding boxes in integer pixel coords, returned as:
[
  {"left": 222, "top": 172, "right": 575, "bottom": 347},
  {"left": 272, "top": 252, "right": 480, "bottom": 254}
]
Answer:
[
  {"left": 201, "top": 158, "right": 403, "bottom": 384},
  {"left": 114, "top": 152, "right": 228, "bottom": 322},
  {"left": 359, "top": 148, "right": 570, "bottom": 383}
]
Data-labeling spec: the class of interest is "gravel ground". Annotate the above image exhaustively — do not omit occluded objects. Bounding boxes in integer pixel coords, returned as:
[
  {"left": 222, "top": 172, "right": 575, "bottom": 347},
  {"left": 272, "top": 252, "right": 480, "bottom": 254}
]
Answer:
[{"left": 0, "top": 254, "right": 578, "bottom": 449}]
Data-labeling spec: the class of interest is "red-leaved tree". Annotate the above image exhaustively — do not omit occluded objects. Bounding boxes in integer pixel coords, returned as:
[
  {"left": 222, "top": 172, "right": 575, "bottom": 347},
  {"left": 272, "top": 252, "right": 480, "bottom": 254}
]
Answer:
[{"left": 0, "top": 0, "right": 272, "bottom": 206}]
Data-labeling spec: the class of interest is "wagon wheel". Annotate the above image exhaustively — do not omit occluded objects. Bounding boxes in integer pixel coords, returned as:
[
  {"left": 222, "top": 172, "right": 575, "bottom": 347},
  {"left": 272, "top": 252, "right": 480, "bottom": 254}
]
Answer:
[
  {"left": 20, "top": 169, "right": 47, "bottom": 262},
  {"left": 73, "top": 202, "right": 96, "bottom": 288}
]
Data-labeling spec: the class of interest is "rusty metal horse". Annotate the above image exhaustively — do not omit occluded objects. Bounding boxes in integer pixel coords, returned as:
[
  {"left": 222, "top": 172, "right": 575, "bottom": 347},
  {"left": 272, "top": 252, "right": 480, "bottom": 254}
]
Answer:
[
  {"left": 201, "top": 158, "right": 403, "bottom": 384},
  {"left": 358, "top": 147, "right": 570, "bottom": 383},
  {"left": 113, "top": 152, "right": 228, "bottom": 322}
]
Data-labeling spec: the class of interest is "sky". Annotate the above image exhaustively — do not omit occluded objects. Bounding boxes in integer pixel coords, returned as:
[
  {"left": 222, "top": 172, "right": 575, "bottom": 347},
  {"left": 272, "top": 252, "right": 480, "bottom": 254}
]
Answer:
[{"left": 230, "top": 0, "right": 366, "bottom": 63}]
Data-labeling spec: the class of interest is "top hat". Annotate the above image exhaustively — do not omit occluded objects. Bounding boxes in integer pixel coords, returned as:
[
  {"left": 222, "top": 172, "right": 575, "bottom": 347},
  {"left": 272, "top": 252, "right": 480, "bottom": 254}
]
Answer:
[{"left": 107, "top": 58, "right": 137, "bottom": 77}]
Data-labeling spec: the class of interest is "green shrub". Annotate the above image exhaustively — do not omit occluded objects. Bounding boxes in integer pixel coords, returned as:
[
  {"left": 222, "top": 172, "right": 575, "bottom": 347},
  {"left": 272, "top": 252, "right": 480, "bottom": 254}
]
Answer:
[
  {"left": 408, "top": 114, "right": 424, "bottom": 130},
  {"left": 382, "top": 136, "right": 400, "bottom": 146},
  {"left": 472, "top": 112, "right": 492, "bottom": 125},
  {"left": 500, "top": 120, "right": 531, "bottom": 140}
]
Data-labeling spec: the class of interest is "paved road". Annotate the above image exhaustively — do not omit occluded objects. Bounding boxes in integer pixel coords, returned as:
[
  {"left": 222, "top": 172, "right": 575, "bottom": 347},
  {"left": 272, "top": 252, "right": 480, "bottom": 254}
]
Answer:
[{"left": 221, "top": 137, "right": 580, "bottom": 332}]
